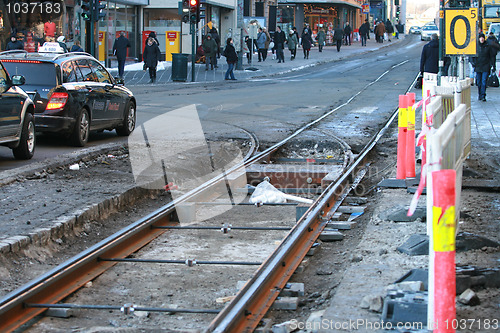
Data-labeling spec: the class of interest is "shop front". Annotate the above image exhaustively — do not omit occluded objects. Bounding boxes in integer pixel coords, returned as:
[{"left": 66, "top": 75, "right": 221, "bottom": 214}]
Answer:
[{"left": 278, "top": 1, "right": 363, "bottom": 45}]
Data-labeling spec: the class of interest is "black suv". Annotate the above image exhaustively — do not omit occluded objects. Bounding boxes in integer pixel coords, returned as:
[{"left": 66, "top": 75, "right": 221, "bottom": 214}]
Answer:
[
  {"left": 0, "top": 60, "right": 35, "bottom": 159},
  {"left": 0, "top": 50, "right": 136, "bottom": 146}
]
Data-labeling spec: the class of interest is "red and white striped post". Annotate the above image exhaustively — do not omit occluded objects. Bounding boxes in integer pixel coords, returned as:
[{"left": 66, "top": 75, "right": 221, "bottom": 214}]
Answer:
[
  {"left": 397, "top": 95, "right": 409, "bottom": 179},
  {"left": 406, "top": 92, "right": 416, "bottom": 178},
  {"left": 431, "top": 169, "right": 457, "bottom": 333}
]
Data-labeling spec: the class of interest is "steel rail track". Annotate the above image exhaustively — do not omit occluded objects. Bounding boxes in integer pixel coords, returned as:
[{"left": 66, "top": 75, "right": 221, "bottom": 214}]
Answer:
[
  {"left": 206, "top": 68, "right": 418, "bottom": 333},
  {"left": 0, "top": 62, "right": 415, "bottom": 332}
]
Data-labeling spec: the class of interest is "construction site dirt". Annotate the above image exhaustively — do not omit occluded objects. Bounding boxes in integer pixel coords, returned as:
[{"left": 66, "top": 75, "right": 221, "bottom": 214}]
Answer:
[{"left": 0, "top": 126, "right": 498, "bottom": 332}]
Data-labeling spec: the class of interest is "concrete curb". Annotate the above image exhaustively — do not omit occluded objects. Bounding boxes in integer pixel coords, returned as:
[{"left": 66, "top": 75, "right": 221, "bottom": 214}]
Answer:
[{"left": 0, "top": 185, "right": 162, "bottom": 256}]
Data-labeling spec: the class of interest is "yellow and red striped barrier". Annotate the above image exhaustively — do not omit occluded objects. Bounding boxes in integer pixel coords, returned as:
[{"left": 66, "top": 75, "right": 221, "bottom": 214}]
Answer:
[
  {"left": 406, "top": 92, "right": 416, "bottom": 178},
  {"left": 431, "top": 169, "right": 456, "bottom": 333},
  {"left": 397, "top": 95, "right": 409, "bottom": 179}
]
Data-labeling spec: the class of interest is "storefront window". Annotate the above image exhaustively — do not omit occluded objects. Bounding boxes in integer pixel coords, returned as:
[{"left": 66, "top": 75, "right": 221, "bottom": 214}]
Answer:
[
  {"left": 0, "top": 0, "right": 64, "bottom": 51},
  {"left": 99, "top": 3, "right": 136, "bottom": 59},
  {"left": 143, "top": 8, "right": 180, "bottom": 54},
  {"left": 277, "top": 6, "right": 294, "bottom": 36}
]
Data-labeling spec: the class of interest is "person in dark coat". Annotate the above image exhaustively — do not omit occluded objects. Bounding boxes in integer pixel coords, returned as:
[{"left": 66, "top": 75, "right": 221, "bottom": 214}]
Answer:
[
  {"left": 385, "top": 19, "right": 394, "bottom": 42},
  {"left": 113, "top": 32, "right": 131, "bottom": 79},
  {"left": 420, "top": 33, "right": 439, "bottom": 74},
  {"left": 203, "top": 34, "right": 217, "bottom": 70},
  {"left": 471, "top": 33, "right": 496, "bottom": 101},
  {"left": 359, "top": 19, "right": 370, "bottom": 47},
  {"left": 210, "top": 27, "right": 221, "bottom": 60},
  {"left": 6, "top": 35, "right": 24, "bottom": 50},
  {"left": 344, "top": 22, "right": 352, "bottom": 45},
  {"left": 143, "top": 37, "right": 161, "bottom": 83},
  {"left": 301, "top": 28, "right": 313, "bottom": 59},
  {"left": 274, "top": 26, "right": 286, "bottom": 63},
  {"left": 223, "top": 37, "right": 237, "bottom": 80},
  {"left": 70, "top": 40, "right": 84, "bottom": 52},
  {"left": 316, "top": 26, "right": 326, "bottom": 52},
  {"left": 333, "top": 26, "right": 344, "bottom": 52},
  {"left": 487, "top": 32, "right": 500, "bottom": 72}
]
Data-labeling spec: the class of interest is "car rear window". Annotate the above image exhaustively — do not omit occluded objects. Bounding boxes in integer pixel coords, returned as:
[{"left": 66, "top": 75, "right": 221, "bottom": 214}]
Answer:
[{"left": 2, "top": 61, "right": 56, "bottom": 86}]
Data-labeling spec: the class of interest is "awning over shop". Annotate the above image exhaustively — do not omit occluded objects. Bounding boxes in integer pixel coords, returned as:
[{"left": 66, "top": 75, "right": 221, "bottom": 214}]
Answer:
[
  {"left": 279, "top": 0, "right": 362, "bottom": 10},
  {"left": 115, "top": 0, "right": 149, "bottom": 5}
]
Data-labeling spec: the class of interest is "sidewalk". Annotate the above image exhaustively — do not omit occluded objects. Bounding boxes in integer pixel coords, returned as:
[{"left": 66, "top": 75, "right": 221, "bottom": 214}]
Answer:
[{"left": 107, "top": 36, "right": 405, "bottom": 85}]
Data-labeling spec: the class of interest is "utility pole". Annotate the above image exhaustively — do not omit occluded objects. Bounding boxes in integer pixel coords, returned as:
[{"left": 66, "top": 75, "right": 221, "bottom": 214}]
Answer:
[
  {"left": 191, "top": 21, "right": 196, "bottom": 82},
  {"left": 438, "top": 0, "right": 445, "bottom": 86},
  {"left": 236, "top": 0, "right": 244, "bottom": 70}
]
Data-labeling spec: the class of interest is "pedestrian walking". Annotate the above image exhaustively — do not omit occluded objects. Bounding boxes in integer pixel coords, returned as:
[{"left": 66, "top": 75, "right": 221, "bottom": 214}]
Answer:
[
  {"left": 113, "top": 31, "right": 131, "bottom": 79},
  {"left": 420, "top": 33, "right": 439, "bottom": 75},
  {"left": 223, "top": 37, "right": 238, "bottom": 80},
  {"left": 202, "top": 34, "right": 217, "bottom": 70},
  {"left": 301, "top": 28, "right": 313, "bottom": 59},
  {"left": 385, "top": 19, "right": 394, "bottom": 42},
  {"left": 487, "top": 31, "right": 500, "bottom": 73},
  {"left": 275, "top": 26, "right": 286, "bottom": 63},
  {"left": 344, "top": 22, "right": 352, "bottom": 45},
  {"left": 333, "top": 26, "right": 344, "bottom": 52},
  {"left": 316, "top": 26, "right": 326, "bottom": 52},
  {"left": 143, "top": 37, "right": 161, "bottom": 83},
  {"left": 471, "top": 33, "right": 496, "bottom": 101},
  {"left": 263, "top": 27, "right": 271, "bottom": 61},
  {"left": 256, "top": 27, "right": 267, "bottom": 62},
  {"left": 210, "top": 27, "right": 221, "bottom": 61},
  {"left": 6, "top": 35, "right": 24, "bottom": 50},
  {"left": 287, "top": 29, "right": 298, "bottom": 60},
  {"left": 359, "top": 19, "right": 370, "bottom": 47},
  {"left": 70, "top": 39, "right": 84, "bottom": 52},
  {"left": 374, "top": 20, "right": 385, "bottom": 43}
]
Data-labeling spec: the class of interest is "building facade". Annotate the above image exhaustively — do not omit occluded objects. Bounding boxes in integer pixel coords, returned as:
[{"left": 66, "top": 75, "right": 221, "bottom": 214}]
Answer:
[{"left": 1, "top": 0, "right": 395, "bottom": 62}]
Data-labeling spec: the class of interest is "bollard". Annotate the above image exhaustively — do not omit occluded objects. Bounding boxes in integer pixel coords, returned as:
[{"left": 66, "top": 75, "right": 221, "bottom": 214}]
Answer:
[
  {"left": 431, "top": 169, "right": 456, "bottom": 333},
  {"left": 397, "top": 95, "right": 409, "bottom": 179},
  {"left": 406, "top": 93, "right": 416, "bottom": 178}
]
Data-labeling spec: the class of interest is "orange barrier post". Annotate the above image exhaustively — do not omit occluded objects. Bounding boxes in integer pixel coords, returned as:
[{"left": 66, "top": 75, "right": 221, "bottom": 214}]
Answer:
[
  {"left": 406, "top": 92, "right": 416, "bottom": 178},
  {"left": 432, "top": 169, "right": 456, "bottom": 333},
  {"left": 397, "top": 95, "right": 409, "bottom": 179}
]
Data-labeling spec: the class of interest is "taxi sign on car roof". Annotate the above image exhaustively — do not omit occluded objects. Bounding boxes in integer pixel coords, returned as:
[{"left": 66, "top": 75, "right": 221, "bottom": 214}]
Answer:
[{"left": 38, "top": 42, "right": 65, "bottom": 53}]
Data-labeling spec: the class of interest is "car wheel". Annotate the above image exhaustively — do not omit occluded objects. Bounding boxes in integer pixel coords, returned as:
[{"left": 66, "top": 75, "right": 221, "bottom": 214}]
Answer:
[
  {"left": 12, "top": 113, "right": 35, "bottom": 160},
  {"left": 71, "top": 108, "right": 90, "bottom": 147},
  {"left": 116, "top": 101, "right": 136, "bottom": 136}
]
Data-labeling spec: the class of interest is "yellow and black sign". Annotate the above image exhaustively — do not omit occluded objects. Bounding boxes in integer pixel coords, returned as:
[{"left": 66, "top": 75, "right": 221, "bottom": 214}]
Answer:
[{"left": 445, "top": 8, "right": 478, "bottom": 55}]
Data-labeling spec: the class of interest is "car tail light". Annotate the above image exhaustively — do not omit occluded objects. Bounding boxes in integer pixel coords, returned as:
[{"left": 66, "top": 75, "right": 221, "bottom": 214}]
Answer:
[{"left": 46, "top": 92, "right": 68, "bottom": 111}]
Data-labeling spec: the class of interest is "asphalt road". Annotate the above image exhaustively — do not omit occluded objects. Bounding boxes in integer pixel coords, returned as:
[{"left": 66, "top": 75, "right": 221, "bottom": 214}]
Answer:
[{"left": 0, "top": 35, "right": 423, "bottom": 175}]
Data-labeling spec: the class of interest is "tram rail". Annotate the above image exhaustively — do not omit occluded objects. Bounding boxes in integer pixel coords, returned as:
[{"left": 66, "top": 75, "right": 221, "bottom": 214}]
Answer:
[{"left": 0, "top": 64, "right": 416, "bottom": 333}]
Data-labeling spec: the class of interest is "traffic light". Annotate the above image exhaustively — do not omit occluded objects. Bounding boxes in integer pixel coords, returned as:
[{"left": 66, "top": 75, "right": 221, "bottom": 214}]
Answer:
[
  {"left": 181, "top": 0, "right": 190, "bottom": 23},
  {"left": 189, "top": 0, "right": 200, "bottom": 23},
  {"left": 396, "top": 5, "right": 400, "bottom": 18},
  {"left": 81, "top": 0, "right": 92, "bottom": 21},
  {"left": 94, "top": 0, "right": 106, "bottom": 21}
]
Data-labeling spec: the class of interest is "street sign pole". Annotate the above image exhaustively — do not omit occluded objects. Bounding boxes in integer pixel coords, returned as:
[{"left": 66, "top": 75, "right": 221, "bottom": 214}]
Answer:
[
  {"left": 438, "top": 0, "right": 444, "bottom": 86},
  {"left": 191, "top": 21, "right": 196, "bottom": 82},
  {"left": 236, "top": 0, "right": 244, "bottom": 70},
  {"left": 90, "top": 0, "right": 95, "bottom": 56}
]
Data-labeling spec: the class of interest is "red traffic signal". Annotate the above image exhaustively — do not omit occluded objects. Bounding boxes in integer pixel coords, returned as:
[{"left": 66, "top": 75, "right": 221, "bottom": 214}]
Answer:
[{"left": 189, "top": 0, "right": 198, "bottom": 13}]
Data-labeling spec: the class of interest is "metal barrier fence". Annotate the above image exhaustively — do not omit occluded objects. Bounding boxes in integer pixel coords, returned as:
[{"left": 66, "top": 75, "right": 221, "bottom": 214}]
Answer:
[
  {"left": 424, "top": 74, "right": 471, "bottom": 158},
  {"left": 426, "top": 103, "right": 469, "bottom": 330}
]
